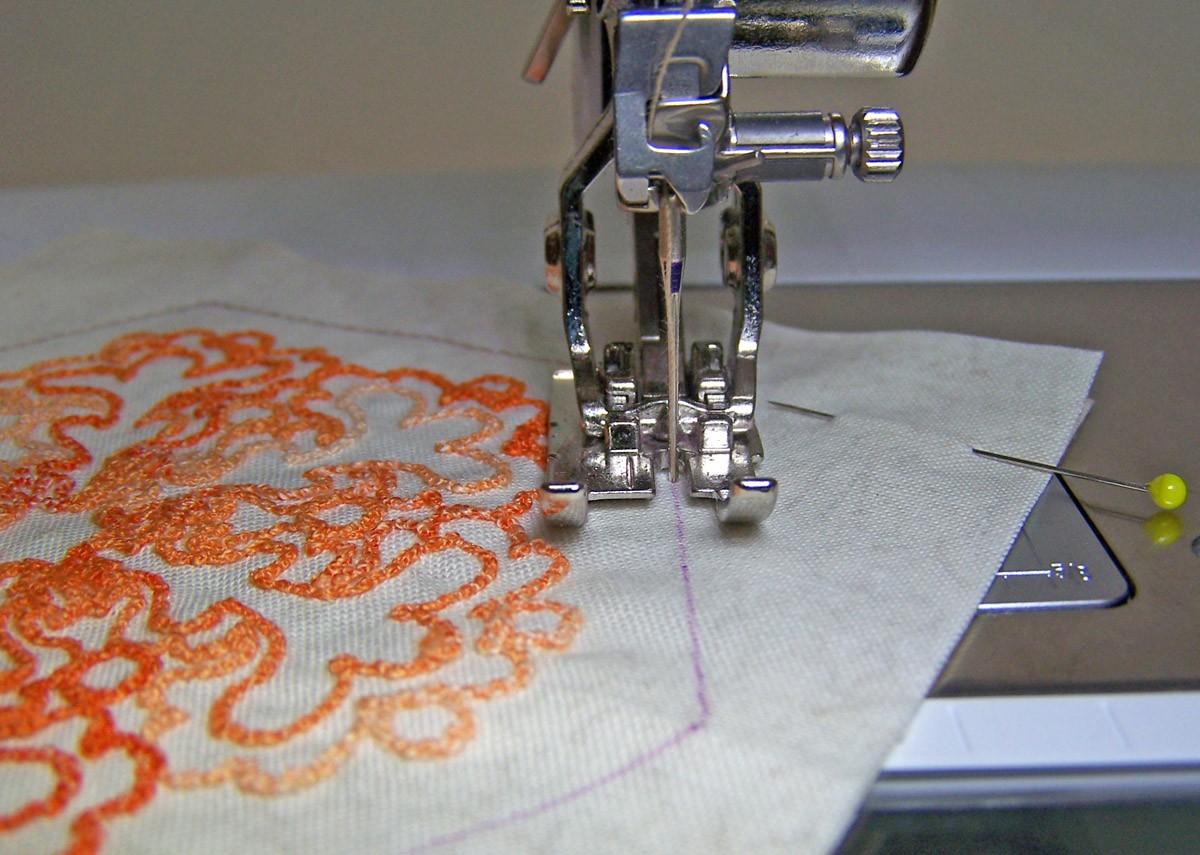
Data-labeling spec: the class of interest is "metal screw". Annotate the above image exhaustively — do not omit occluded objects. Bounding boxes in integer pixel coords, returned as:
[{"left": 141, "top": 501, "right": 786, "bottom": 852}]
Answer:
[{"left": 850, "top": 107, "right": 904, "bottom": 183}]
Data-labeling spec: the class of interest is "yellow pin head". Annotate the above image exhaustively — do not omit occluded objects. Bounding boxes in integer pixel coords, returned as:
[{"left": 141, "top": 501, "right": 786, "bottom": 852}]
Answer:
[{"left": 1147, "top": 473, "right": 1187, "bottom": 510}]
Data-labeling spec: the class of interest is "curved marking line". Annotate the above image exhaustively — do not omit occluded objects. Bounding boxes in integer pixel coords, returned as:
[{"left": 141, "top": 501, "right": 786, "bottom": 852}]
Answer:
[{"left": 412, "top": 481, "right": 709, "bottom": 852}]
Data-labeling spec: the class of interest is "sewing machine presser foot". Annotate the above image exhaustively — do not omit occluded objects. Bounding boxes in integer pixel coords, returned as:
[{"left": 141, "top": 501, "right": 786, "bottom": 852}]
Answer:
[{"left": 540, "top": 174, "right": 778, "bottom": 527}]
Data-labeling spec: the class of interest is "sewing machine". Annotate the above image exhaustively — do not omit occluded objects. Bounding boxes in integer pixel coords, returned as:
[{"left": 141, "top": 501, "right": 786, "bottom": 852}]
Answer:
[
  {"left": 525, "top": 0, "right": 933, "bottom": 526},
  {"left": 0, "top": 6, "right": 1192, "bottom": 848}
]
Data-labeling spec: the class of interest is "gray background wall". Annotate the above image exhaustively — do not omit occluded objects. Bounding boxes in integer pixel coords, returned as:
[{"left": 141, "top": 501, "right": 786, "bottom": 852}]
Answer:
[{"left": 2, "top": 1, "right": 1198, "bottom": 188}]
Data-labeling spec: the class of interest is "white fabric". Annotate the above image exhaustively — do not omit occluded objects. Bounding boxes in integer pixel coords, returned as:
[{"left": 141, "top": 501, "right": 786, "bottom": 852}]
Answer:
[{"left": 0, "top": 232, "right": 1100, "bottom": 853}]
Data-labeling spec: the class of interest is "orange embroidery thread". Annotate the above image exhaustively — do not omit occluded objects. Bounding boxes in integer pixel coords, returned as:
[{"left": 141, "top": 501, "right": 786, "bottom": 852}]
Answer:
[{"left": 0, "top": 328, "right": 577, "bottom": 853}]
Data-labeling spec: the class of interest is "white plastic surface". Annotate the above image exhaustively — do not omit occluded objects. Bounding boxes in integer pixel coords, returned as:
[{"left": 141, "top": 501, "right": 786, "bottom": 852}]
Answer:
[{"left": 887, "top": 694, "right": 1200, "bottom": 772}]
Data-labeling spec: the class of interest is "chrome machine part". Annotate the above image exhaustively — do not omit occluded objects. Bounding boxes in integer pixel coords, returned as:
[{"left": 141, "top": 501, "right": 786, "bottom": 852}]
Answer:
[
  {"left": 526, "top": 0, "right": 933, "bottom": 526},
  {"left": 727, "top": 0, "right": 934, "bottom": 78}
]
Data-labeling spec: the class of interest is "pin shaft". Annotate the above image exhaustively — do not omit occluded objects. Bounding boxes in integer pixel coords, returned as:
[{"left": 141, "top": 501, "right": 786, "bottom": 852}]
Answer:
[
  {"left": 767, "top": 399, "right": 1186, "bottom": 510},
  {"left": 767, "top": 400, "right": 835, "bottom": 420},
  {"left": 769, "top": 399, "right": 1141, "bottom": 488},
  {"left": 969, "top": 448, "right": 1146, "bottom": 493}
]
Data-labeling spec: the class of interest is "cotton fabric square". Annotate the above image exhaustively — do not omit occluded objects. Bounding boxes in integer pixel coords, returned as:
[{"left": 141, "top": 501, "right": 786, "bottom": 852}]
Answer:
[{"left": 0, "top": 233, "right": 1100, "bottom": 853}]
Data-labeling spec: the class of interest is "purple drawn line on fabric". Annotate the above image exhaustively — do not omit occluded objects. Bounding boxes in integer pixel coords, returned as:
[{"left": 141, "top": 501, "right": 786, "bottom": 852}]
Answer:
[
  {"left": 671, "top": 480, "right": 710, "bottom": 718},
  {"left": 411, "top": 482, "right": 710, "bottom": 853},
  {"left": 411, "top": 719, "right": 706, "bottom": 854}
]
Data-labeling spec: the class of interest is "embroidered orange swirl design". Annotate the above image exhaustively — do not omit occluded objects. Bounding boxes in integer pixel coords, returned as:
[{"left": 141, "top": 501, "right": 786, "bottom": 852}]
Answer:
[{"left": 0, "top": 329, "right": 577, "bottom": 854}]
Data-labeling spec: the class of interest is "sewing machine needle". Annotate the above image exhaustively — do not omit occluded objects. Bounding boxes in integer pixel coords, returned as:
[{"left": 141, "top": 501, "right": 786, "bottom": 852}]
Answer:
[{"left": 659, "top": 187, "right": 685, "bottom": 482}]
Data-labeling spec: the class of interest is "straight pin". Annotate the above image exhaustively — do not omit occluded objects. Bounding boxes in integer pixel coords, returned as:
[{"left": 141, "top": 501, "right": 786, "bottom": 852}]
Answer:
[{"left": 767, "top": 399, "right": 1188, "bottom": 511}]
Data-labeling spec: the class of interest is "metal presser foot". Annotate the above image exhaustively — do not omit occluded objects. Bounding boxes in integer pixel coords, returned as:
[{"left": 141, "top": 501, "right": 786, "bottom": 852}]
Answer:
[{"left": 525, "top": 0, "right": 933, "bottom": 526}]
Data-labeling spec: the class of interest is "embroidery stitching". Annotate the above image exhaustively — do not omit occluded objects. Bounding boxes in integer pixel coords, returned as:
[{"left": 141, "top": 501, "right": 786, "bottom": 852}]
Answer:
[{"left": 0, "top": 328, "right": 577, "bottom": 854}]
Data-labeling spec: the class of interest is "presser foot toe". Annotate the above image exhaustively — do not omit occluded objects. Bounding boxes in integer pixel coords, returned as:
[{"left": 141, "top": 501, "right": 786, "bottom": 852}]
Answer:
[
  {"left": 540, "top": 470, "right": 778, "bottom": 527},
  {"left": 538, "top": 481, "right": 589, "bottom": 527},
  {"left": 714, "top": 477, "right": 778, "bottom": 524},
  {"left": 539, "top": 369, "right": 777, "bottom": 526}
]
